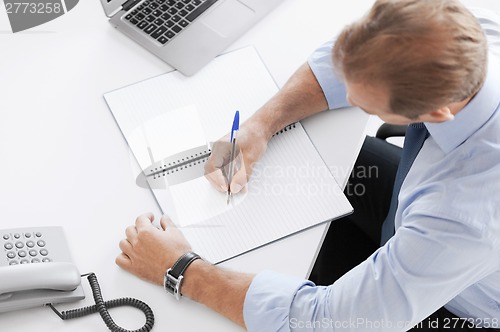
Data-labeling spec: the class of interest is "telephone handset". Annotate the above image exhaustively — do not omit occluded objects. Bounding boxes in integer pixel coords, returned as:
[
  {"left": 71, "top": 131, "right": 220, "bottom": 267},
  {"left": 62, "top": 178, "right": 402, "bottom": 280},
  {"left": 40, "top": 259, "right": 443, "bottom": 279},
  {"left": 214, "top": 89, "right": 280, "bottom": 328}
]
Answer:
[
  {"left": 0, "top": 262, "right": 80, "bottom": 295},
  {"left": 0, "top": 227, "right": 85, "bottom": 312},
  {"left": 1, "top": 227, "right": 155, "bottom": 332}
]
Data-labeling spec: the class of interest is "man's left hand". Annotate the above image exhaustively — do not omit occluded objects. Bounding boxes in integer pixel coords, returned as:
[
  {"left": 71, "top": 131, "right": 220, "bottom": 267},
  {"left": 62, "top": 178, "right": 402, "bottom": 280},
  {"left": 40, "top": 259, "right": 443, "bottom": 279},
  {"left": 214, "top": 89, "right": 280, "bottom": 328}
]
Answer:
[{"left": 116, "top": 213, "right": 192, "bottom": 285}]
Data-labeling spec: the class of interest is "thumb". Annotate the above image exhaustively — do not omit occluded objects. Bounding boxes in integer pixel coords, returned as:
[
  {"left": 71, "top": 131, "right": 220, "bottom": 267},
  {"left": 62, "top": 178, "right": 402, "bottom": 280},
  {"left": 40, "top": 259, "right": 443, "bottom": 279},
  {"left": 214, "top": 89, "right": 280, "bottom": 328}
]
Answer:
[{"left": 230, "top": 161, "right": 249, "bottom": 194}]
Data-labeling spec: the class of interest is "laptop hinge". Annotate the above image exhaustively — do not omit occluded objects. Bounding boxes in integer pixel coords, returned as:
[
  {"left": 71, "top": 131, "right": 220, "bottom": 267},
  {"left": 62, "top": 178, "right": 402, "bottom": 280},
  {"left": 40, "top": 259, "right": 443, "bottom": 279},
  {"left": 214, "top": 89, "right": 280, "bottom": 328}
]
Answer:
[{"left": 122, "top": 0, "right": 141, "bottom": 12}]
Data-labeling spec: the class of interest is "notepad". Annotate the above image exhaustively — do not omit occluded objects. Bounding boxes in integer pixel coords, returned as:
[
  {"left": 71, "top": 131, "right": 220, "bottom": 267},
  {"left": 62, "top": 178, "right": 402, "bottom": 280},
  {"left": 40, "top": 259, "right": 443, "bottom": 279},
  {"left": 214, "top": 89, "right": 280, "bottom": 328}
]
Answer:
[{"left": 104, "top": 46, "right": 352, "bottom": 263}]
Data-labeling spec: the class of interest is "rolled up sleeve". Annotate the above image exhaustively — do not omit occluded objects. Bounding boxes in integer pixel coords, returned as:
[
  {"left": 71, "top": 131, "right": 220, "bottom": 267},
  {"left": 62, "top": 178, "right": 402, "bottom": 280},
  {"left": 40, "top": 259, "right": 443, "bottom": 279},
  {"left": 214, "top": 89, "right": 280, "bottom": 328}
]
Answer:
[
  {"left": 243, "top": 271, "right": 316, "bottom": 331},
  {"left": 307, "top": 39, "right": 349, "bottom": 110}
]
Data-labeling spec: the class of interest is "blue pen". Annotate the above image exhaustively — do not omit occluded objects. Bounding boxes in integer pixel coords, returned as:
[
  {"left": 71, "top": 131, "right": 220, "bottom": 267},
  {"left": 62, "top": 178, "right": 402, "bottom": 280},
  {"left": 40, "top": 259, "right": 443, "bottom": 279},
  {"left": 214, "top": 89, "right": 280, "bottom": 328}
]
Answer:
[{"left": 227, "top": 110, "right": 240, "bottom": 205}]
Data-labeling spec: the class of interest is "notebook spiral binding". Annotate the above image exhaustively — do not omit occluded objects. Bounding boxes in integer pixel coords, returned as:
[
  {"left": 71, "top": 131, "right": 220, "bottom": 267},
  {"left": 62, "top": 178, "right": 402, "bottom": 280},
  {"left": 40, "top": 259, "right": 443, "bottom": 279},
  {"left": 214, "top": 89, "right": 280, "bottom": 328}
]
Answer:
[
  {"left": 273, "top": 123, "right": 296, "bottom": 137},
  {"left": 153, "top": 155, "right": 210, "bottom": 179},
  {"left": 153, "top": 149, "right": 211, "bottom": 179},
  {"left": 143, "top": 123, "right": 298, "bottom": 186},
  {"left": 144, "top": 146, "right": 212, "bottom": 179}
]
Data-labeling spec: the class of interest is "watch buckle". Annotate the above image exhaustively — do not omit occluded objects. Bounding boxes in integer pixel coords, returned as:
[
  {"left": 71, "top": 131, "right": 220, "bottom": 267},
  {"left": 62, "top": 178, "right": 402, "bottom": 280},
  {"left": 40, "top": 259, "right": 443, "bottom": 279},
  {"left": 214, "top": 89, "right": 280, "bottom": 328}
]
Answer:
[{"left": 165, "top": 268, "right": 184, "bottom": 301}]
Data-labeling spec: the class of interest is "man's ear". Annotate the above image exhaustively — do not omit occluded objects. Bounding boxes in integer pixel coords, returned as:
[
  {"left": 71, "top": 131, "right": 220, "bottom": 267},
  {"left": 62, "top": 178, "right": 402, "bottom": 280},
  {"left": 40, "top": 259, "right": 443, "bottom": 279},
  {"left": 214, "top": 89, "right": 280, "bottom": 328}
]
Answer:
[{"left": 419, "top": 107, "right": 455, "bottom": 123}]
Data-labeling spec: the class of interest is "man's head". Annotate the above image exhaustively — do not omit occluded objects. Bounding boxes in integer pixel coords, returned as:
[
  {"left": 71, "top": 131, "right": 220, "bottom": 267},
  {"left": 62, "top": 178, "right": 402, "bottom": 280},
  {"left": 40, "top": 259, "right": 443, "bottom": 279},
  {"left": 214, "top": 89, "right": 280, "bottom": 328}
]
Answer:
[{"left": 333, "top": 0, "right": 488, "bottom": 123}]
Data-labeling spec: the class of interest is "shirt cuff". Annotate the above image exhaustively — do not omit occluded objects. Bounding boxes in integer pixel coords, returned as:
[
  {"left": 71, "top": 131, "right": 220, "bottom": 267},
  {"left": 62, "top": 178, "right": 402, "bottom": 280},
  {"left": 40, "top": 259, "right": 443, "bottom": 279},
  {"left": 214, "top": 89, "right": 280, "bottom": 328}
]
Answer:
[
  {"left": 307, "top": 39, "right": 349, "bottom": 110},
  {"left": 244, "top": 271, "right": 314, "bottom": 332}
]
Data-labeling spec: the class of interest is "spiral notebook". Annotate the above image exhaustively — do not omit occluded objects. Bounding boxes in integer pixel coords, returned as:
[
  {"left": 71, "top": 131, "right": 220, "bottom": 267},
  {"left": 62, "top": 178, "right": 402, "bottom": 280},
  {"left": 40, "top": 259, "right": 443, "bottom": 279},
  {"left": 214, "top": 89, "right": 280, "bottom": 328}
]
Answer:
[{"left": 104, "top": 46, "right": 352, "bottom": 263}]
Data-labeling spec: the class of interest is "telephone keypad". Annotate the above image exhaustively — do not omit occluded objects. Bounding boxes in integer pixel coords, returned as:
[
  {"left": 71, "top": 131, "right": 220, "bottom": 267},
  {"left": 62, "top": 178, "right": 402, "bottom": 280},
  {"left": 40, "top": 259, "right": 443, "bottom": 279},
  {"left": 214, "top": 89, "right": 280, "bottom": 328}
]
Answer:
[
  {"left": 1, "top": 229, "right": 55, "bottom": 265},
  {"left": 0, "top": 226, "right": 85, "bottom": 314}
]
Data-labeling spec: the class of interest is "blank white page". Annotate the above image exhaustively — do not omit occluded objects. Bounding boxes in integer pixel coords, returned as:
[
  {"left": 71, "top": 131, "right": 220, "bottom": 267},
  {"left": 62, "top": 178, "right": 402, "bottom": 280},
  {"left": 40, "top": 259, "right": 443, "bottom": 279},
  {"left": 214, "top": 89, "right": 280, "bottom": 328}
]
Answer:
[{"left": 104, "top": 47, "right": 352, "bottom": 263}]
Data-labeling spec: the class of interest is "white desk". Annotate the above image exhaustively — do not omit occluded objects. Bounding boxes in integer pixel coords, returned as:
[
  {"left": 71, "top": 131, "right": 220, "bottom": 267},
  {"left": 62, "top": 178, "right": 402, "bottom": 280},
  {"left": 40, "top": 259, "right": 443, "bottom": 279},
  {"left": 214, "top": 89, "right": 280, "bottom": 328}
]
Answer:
[{"left": 0, "top": 1, "right": 372, "bottom": 331}]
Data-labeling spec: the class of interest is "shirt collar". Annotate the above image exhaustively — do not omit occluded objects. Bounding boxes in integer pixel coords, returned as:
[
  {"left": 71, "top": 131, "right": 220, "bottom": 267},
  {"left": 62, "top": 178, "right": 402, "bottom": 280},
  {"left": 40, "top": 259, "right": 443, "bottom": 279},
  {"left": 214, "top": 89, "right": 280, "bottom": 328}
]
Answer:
[{"left": 425, "top": 55, "right": 500, "bottom": 154}]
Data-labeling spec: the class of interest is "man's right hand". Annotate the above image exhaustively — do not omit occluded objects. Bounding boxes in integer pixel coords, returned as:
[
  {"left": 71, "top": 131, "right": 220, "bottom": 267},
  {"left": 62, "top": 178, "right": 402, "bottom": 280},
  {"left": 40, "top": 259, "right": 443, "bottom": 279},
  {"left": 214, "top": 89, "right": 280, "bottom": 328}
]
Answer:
[
  {"left": 204, "top": 121, "right": 270, "bottom": 194},
  {"left": 204, "top": 63, "right": 329, "bottom": 194}
]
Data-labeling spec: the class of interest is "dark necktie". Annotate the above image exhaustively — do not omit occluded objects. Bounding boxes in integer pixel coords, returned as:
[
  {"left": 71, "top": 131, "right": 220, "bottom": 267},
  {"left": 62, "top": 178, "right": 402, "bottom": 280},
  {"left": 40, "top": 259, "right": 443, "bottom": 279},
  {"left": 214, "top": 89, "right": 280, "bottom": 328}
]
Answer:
[{"left": 380, "top": 123, "right": 429, "bottom": 245}]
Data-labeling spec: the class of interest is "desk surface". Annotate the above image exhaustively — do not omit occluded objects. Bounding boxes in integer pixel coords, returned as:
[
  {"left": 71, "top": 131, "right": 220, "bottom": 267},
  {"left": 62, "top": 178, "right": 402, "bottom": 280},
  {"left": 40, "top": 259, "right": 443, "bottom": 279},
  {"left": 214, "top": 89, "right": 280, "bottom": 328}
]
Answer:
[{"left": 0, "top": 1, "right": 373, "bottom": 331}]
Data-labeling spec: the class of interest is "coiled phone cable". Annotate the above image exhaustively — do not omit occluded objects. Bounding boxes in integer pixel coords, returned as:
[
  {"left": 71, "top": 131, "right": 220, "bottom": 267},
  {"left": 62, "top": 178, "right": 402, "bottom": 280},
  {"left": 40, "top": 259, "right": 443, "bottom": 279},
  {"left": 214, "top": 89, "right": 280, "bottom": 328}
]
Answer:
[{"left": 48, "top": 273, "right": 155, "bottom": 332}]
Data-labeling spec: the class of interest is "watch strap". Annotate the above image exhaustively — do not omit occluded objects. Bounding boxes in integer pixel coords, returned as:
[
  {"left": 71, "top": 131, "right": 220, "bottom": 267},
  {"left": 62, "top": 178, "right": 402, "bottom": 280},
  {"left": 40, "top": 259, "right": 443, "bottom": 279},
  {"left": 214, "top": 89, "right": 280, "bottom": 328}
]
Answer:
[{"left": 164, "top": 252, "right": 201, "bottom": 300}]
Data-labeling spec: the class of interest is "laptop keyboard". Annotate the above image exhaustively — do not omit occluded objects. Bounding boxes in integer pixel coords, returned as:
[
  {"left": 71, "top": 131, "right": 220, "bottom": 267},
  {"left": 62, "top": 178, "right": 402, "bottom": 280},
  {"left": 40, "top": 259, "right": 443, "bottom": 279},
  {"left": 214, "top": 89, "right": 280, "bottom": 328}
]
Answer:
[{"left": 124, "top": 0, "right": 218, "bottom": 45}]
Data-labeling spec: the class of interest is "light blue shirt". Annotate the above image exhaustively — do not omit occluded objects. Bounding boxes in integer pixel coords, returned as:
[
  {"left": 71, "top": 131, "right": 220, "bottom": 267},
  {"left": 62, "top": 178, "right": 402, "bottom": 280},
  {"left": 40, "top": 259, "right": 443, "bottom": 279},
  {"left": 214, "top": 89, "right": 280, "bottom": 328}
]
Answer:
[{"left": 243, "top": 8, "right": 500, "bottom": 332}]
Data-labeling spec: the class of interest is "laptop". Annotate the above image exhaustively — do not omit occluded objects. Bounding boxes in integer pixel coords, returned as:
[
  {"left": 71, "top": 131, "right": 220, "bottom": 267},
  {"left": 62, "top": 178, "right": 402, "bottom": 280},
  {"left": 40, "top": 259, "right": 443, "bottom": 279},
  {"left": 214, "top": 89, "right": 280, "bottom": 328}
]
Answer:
[{"left": 101, "top": 0, "right": 284, "bottom": 76}]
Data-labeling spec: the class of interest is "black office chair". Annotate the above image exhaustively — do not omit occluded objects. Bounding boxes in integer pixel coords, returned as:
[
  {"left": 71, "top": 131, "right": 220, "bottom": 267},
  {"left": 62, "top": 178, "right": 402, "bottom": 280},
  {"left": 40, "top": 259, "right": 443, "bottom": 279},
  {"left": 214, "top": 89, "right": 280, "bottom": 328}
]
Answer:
[{"left": 375, "top": 123, "right": 407, "bottom": 141}]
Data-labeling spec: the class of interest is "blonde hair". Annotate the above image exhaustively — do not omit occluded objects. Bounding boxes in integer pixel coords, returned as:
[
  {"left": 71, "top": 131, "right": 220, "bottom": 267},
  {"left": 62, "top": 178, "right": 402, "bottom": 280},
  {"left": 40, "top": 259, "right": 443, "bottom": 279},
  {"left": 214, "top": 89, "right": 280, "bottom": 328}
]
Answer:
[{"left": 333, "top": 0, "right": 488, "bottom": 118}]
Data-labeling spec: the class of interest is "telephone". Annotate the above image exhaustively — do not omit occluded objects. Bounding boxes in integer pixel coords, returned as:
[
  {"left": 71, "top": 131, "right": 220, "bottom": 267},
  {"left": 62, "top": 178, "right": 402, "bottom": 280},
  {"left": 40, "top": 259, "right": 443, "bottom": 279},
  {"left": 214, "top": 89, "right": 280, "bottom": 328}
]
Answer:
[
  {"left": 1, "top": 227, "right": 155, "bottom": 332},
  {"left": 0, "top": 227, "right": 85, "bottom": 313}
]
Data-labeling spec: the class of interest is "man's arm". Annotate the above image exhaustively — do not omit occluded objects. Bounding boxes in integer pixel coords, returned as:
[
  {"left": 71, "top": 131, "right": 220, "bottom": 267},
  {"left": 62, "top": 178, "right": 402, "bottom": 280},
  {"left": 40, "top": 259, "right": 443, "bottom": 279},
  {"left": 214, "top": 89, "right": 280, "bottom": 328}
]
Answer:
[
  {"left": 245, "top": 62, "right": 330, "bottom": 141},
  {"left": 182, "top": 259, "right": 252, "bottom": 326},
  {"left": 115, "top": 214, "right": 253, "bottom": 328},
  {"left": 204, "top": 62, "right": 331, "bottom": 193}
]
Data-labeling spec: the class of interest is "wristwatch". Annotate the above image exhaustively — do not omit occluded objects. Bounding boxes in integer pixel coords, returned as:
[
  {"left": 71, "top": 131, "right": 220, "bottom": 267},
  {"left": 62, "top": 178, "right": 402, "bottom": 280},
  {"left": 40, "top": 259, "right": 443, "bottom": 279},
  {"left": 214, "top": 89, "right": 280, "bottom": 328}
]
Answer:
[{"left": 164, "top": 252, "right": 201, "bottom": 300}]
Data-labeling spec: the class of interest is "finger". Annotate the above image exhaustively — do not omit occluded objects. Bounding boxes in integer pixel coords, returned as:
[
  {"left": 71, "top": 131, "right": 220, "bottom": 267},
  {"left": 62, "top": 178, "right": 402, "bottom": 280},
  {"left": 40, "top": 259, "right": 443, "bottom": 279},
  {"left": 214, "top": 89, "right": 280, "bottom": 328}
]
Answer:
[
  {"left": 119, "top": 238, "right": 133, "bottom": 255},
  {"left": 125, "top": 225, "right": 137, "bottom": 242},
  {"left": 205, "top": 168, "right": 228, "bottom": 192},
  {"left": 205, "top": 141, "right": 232, "bottom": 192},
  {"left": 160, "top": 215, "right": 176, "bottom": 230},
  {"left": 115, "top": 252, "right": 131, "bottom": 269},
  {"left": 136, "top": 212, "right": 154, "bottom": 222},
  {"left": 205, "top": 147, "right": 226, "bottom": 169},
  {"left": 135, "top": 213, "right": 155, "bottom": 230},
  {"left": 230, "top": 162, "right": 248, "bottom": 194}
]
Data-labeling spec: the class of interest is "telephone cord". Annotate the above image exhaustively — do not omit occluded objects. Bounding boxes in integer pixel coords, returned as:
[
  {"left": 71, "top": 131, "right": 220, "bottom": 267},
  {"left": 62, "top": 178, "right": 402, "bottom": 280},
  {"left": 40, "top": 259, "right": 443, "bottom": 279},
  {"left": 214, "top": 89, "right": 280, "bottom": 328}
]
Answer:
[{"left": 48, "top": 272, "right": 155, "bottom": 332}]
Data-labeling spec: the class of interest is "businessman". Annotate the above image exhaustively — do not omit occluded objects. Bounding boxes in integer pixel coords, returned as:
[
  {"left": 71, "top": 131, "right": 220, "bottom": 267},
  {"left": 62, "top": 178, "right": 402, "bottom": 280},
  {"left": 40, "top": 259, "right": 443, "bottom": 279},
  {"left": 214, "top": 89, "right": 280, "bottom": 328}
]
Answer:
[{"left": 116, "top": 0, "right": 500, "bottom": 330}]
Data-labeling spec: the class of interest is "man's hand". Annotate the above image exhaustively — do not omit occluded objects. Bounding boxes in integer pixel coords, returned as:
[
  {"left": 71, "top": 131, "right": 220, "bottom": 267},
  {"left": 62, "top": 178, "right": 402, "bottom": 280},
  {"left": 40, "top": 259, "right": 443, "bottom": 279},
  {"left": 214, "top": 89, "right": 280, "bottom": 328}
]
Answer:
[
  {"left": 116, "top": 213, "right": 253, "bottom": 328},
  {"left": 204, "top": 122, "right": 269, "bottom": 194},
  {"left": 204, "top": 63, "right": 329, "bottom": 195},
  {"left": 116, "top": 213, "right": 191, "bottom": 285}
]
